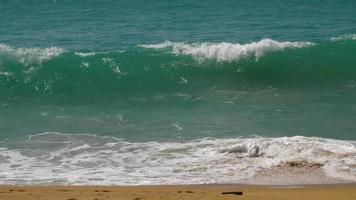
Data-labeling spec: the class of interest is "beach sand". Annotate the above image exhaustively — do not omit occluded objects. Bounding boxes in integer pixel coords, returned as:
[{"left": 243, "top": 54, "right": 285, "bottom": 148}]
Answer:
[{"left": 0, "top": 184, "right": 355, "bottom": 200}]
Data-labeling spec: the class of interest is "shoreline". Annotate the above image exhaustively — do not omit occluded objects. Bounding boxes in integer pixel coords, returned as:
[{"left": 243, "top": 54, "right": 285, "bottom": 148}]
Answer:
[
  {"left": 0, "top": 184, "right": 355, "bottom": 200},
  {"left": 1, "top": 134, "right": 355, "bottom": 185}
]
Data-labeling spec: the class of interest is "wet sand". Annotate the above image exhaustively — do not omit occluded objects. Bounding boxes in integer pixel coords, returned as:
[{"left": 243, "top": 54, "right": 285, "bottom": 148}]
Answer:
[{"left": 0, "top": 184, "right": 355, "bottom": 200}]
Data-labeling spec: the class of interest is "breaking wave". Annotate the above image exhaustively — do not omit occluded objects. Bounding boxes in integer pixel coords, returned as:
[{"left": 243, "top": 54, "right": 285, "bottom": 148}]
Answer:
[
  {"left": 0, "top": 44, "right": 65, "bottom": 66},
  {"left": 330, "top": 34, "right": 356, "bottom": 41},
  {"left": 0, "top": 132, "right": 355, "bottom": 185},
  {"left": 1, "top": 38, "right": 356, "bottom": 101},
  {"left": 140, "top": 39, "right": 313, "bottom": 62}
]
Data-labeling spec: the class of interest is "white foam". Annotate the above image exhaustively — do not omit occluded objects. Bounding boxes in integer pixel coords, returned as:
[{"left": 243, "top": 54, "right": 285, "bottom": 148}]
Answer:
[
  {"left": 331, "top": 34, "right": 356, "bottom": 41},
  {"left": 74, "top": 52, "right": 96, "bottom": 57},
  {"left": 0, "top": 44, "right": 65, "bottom": 66},
  {"left": 0, "top": 133, "right": 355, "bottom": 185},
  {"left": 0, "top": 71, "right": 14, "bottom": 76},
  {"left": 140, "top": 39, "right": 313, "bottom": 62}
]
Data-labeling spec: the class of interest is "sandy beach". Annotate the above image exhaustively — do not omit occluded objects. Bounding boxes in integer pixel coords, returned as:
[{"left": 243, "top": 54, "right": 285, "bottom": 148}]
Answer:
[{"left": 0, "top": 184, "right": 355, "bottom": 200}]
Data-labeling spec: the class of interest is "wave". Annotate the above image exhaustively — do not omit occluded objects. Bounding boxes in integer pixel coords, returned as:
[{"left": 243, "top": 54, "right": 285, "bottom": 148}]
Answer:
[
  {"left": 331, "top": 34, "right": 356, "bottom": 41},
  {"left": 0, "top": 132, "right": 355, "bottom": 185},
  {"left": 1, "top": 38, "right": 356, "bottom": 101},
  {"left": 0, "top": 44, "right": 65, "bottom": 66},
  {"left": 140, "top": 39, "right": 313, "bottom": 62}
]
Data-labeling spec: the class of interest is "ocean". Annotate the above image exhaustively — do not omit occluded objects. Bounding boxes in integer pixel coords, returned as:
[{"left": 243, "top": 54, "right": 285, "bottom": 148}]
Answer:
[{"left": 0, "top": 0, "right": 356, "bottom": 185}]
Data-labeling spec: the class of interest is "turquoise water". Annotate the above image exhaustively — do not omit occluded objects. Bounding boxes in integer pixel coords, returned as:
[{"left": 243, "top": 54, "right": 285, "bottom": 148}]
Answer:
[
  {"left": 0, "top": 0, "right": 356, "bottom": 185},
  {"left": 1, "top": 0, "right": 356, "bottom": 48}
]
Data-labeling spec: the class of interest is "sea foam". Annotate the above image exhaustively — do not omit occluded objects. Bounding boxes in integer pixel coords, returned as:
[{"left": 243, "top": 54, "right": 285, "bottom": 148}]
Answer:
[
  {"left": 331, "top": 34, "right": 356, "bottom": 41},
  {"left": 0, "top": 44, "right": 65, "bottom": 66},
  {"left": 74, "top": 52, "right": 97, "bottom": 57},
  {"left": 140, "top": 39, "right": 313, "bottom": 62},
  {"left": 0, "top": 133, "right": 355, "bottom": 185}
]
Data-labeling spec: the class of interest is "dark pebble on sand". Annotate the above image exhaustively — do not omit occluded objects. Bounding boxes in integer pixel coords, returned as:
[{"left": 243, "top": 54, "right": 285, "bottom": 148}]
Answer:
[{"left": 222, "top": 191, "right": 243, "bottom": 195}]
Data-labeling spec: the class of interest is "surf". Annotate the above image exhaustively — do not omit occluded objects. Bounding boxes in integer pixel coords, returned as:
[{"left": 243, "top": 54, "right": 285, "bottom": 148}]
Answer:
[
  {"left": 1, "top": 37, "right": 356, "bottom": 102},
  {"left": 0, "top": 132, "right": 355, "bottom": 185}
]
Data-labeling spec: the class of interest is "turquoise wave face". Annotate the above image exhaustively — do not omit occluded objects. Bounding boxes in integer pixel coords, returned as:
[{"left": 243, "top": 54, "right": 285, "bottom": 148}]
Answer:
[
  {"left": 1, "top": 38, "right": 356, "bottom": 141},
  {"left": 1, "top": 39, "right": 356, "bottom": 102}
]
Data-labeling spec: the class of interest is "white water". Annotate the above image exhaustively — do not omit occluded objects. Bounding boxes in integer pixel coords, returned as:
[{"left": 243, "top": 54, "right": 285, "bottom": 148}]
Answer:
[
  {"left": 141, "top": 39, "right": 313, "bottom": 62},
  {"left": 0, "top": 132, "right": 355, "bottom": 185},
  {"left": 0, "top": 44, "right": 65, "bottom": 66},
  {"left": 331, "top": 34, "right": 356, "bottom": 41}
]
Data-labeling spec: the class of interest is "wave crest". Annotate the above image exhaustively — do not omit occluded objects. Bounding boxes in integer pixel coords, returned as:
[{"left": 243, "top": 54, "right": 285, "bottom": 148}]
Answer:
[
  {"left": 140, "top": 39, "right": 313, "bottom": 62},
  {"left": 331, "top": 34, "right": 356, "bottom": 41},
  {"left": 0, "top": 44, "right": 65, "bottom": 66}
]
